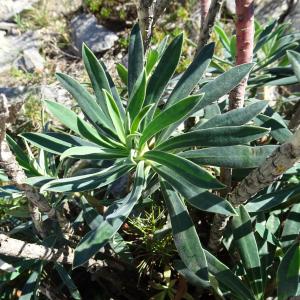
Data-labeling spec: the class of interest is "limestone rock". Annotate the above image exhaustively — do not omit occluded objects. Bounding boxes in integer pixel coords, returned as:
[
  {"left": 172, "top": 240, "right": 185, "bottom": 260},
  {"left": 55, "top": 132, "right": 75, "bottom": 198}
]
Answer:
[
  {"left": 0, "top": 0, "right": 39, "bottom": 21},
  {"left": 70, "top": 14, "right": 118, "bottom": 55}
]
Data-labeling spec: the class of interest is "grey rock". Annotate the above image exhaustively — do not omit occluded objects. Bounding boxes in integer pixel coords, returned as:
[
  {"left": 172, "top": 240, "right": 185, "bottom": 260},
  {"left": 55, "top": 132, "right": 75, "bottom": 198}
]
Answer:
[
  {"left": 0, "top": 30, "right": 41, "bottom": 74},
  {"left": 0, "top": 86, "right": 28, "bottom": 103},
  {"left": 70, "top": 14, "right": 118, "bottom": 55},
  {"left": 0, "top": 0, "right": 39, "bottom": 21},
  {"left": 22, "top": 47, "right": 44, "bottom": 72},
  {"left": 290, "top": 0, "right": 300, "bottom": 31},
  {"left": 41, "top": 83, "right": 73, "bottom": 108}
]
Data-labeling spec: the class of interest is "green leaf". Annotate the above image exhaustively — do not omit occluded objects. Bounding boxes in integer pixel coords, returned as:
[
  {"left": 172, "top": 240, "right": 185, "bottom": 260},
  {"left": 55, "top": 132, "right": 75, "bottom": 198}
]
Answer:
[
  {"left": 55, "top": 264, "right": 81, "bottom": 300},
  {"left": 281, "top": 203, "right": 300, "bottom": 252},
  {"left": 277, "top": 240, "right": 300, "bottom": 300},
  {"left": 214, "top": 25, "right": 230, "bottom": 53},
  {"left": 161, "top": 180, "right": 209, "bottom": 283},
  {"left": 157, "top": 43, "right": 215, "bottom": 142},
  {"left": 55, "top": 72, "right": 114, "bottom": 135},
  {"left": 82, "top": 43, "right": 113, "bottom": 118},
  {"left": 130, "top": 104, "right": 154, "bottom": 134},
  {"left": 6, "top": 134, "right": 38, "bottom": 174},
  {"left": 180, "top": 145, "right": 277, "bottom": 168},
  {"left": 103, "top": 90, "right": 126, "bottom": 143},
  {"left": 60, "top": 146, "right": 129, "bottom": 160},
  {"left": 154, "top": 165, "right": 235, "bottom": 216},
  {"left": 254, "top": 114, "right": 292, "bottom": 143},
  {"left": 254, "top": 21, "right": 277, "bottom": 53},
  {"left": 20, "top": 263, "right": 42, "bottom": 300},
  {"left": 73, "top": 161, "right": 145, "bottom": 268},
  {"left": 145, "top": 150, "right": 224, "bottom": 190},
  {"left": 231, "top": 205, "right": 263, "bottom": 299},
  {"left": 195, "top": 63, "right": 254, "bottom": 112},
  {"left": 127, "top": 69, "right": 147, "bottom": 120},
  {"left": 44, "top": 100, "right": 117, "bottom": 148},
  {"left": 265, "top": 75, "right": 299, "bottom": 86},
  {"left": 146, "top": 49, "right": 159, "bottom": 74},
  {"left": 196, "top": 101, "right": 268, "bottom": 129},
  {"left": 41, "top": 161, "right": 133, "bottom": 192},
  {"left": 245, "top": 185, "right": 300, "bottom": 213},
  {"left": 156, "top": 126, "right": 269, "bottom": 152},
  {"left": 205, "top": 251, "right": 256, "bottom": 300},
  {"left": 21, "top": 132, "right": 96, "bottom": 155},
  {"left": 143, "top": 34, "right": 183, "bottom": 124},
  {"left": 139, "top": 95, "right": 203, "bottom": 147},
  {"left": 166, "top": 43, "right": 214, "bottom": 108},
  {"left": 116, "top": 63, "right": 128, "bottom": 86},
  {"left": 100, "top": 61, "right": 126, "bottom": 119},
  {"left": 128, "top": 24, "right": 144, "bottom": 96},
  {"left": 25, "top": 176, "right": 54, "bottom": 187},
  {"left": 287, "top": 50, "right": 300, "bottom": 82}
]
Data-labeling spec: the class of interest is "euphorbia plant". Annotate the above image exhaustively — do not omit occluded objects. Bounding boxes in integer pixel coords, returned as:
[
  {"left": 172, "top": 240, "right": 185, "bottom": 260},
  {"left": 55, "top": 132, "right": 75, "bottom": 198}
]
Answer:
[{"left": 21, "top": 24, "right": 273, "bottom": 288}]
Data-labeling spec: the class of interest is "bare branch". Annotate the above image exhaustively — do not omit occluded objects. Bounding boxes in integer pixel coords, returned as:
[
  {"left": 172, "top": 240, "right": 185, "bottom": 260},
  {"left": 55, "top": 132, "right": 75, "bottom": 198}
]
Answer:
[
  {"left": 197, "top": 0, "right": 224, "bottom": 53},
  {"left": 136, "top": 0, "right": 157, "bottom": 49},
  {"left": 209, "top": 128, "right": 300, "bottom": 252},
  {"left": 0, "top": 234, "right": 106, "bottom": 272},
  {"left": 200, "top": 0, "right": 212, "bottom": 28}
]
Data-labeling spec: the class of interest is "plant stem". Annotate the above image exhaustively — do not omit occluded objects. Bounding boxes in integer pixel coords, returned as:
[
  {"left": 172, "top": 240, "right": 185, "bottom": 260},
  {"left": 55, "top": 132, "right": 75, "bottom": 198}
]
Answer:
[{"left": 200, "top": 0, "right": 212, "bottom": 28}]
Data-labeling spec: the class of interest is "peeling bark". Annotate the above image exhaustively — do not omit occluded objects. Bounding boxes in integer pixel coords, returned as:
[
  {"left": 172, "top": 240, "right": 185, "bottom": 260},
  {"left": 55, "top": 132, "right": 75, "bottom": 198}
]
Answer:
[
  {"left": 197, "top": 0, "right": 224, "bottom": 53},
  {"left": 228, "top": 0, "right": 254, "bottom": 110},
  {"left": 208, "top": 129, "right": 300, "bottom": 252}
]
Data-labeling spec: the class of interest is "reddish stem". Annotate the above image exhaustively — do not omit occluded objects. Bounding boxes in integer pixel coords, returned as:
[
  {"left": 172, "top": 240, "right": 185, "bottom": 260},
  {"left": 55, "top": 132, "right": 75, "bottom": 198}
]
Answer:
[
  {"left": 200, "top": 0, "right": 212, "bottom": 28},
  {"left": 229, "top": 0, "right": 254, "bottom": 109}
]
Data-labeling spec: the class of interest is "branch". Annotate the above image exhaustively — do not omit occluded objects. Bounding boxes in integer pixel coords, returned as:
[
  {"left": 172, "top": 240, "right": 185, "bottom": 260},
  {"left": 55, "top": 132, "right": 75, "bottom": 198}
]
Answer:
[
  {"left": 197, "top": 0, "right": 224, "bottom": 53},
  {"left": 228, "top": 0, "right": 254, "bottom": 110},
  {"left": 208, "top": 128, "right": 300, "bottom": 252},
  {"left": 136, "top": 0, "right": 157, "bottom": 50},
  {"left": 0, "top": 234, "right": 105, "bottom": 272},
  {"left": 200, "top": 0, "right": 212, "bottom": 28}
]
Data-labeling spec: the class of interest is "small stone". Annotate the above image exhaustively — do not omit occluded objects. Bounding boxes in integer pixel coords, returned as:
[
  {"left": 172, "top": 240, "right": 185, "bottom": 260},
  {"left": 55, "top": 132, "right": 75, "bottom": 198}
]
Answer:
[
  {"left": 22, "top": 48, "right": 44, "bottom": 73},
  {"left": 41, "top": 83, "right": 73, "bottom": 108},
  {"left": 0, "top": 30, "right": 41, "bottom": 74},
  {"left": 225, "top": 0, "right": 235, "bottom": 15},
  {"left": 0, "top": 86, "right": 27, "bottom": 104},
  {"left": 70, "top": 14, "right": 118, "bottom": 55},
  {"left": 0, "top": 0, "right": 39, "bottom": 21}
]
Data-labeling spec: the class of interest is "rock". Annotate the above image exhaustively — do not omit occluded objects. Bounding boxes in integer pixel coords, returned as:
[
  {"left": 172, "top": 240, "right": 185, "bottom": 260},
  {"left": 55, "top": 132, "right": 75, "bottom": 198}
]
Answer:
[
  {"left": 290, "top": 1, "right": 300, "bottom": 31},
  {"left": 0, "top": 0, "right": 39, "bottom": 21},
  {"left": 0, "top": 30, "right": 41, "bottom": 74},
  {"left": 0, "top": 86, "right": 28, "bottom": 103},
  {"left": 47, "top": 0, "right": 82, "bottom": 16},
  {"left": 22, "top": 48, "right": 44, "bottom": 73},
  {"left": 70, "top": 14, "right": 118, "bottom": 55},
  {"left": 41, "top": 83, "right": 73, "bottom": 108}
]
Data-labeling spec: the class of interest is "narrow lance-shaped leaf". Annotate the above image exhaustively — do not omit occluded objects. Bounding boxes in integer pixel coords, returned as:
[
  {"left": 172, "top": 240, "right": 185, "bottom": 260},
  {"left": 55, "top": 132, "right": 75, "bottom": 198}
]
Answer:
[
  {"left": 287, "top": 50, "right": 300, "bottom": 82},
  {"left": 156, "top": 126, "right": 269, "bottom": 152},
  {"left": 116, "top": 63, "right": 128, "bottom": 86},
  {"left": 231, "top": 205, "right": 263, "bottom": 299},
  {"left": 103, "top": 90, "right": 126, "bottom": 144},
  {"left": 277, "top": 239, "right": 300, "bottom": 300},
  {"left": 160, "top": 180, "right": 209, "bottom": 283},
  {"left": 180, "top": 145, "right": 277, "bottom": 169},
  {"left": 130, "top": 104, "right": 154, "bottom": 134},
  {"left": 143, "top": 34, "right": 183, "bottom": 126},
  {"left": 128, "top": 24, "right": 144, "bottom": 96},
  {"left": 41, "top": 161, "right": 134, "bottom": 193},
  {"left": 145, "top": 150, "right": 224, "bottom": 190},
  {"left": 196, "top": 101, "right": 268, "bottom": 130},
  {"left": 281, "top": 203, "right": 300, "bottom": 253},
  {"left": 127, "top": 69, "right": 147, "bottom": 121},
  {"left": 154, "top": 165, "right": 235, "bottom": 216},
  {"left": 44, "top": 100, "right": 117, "bottom": 148},
  {"left": 139, "top": 95, "right": 203, "bottom": 147},
  {"left": 55, "top": 73, "right": 114, "bottom": 135},
  {"left": 21, "top": 132, "right": 97, "bottom": 155},
  {"left": 73, "top": 161, "right": 145, "bottom": 268},
  {"left": 60, "top": 146, "right": 129, "bottom": 160},
  {"left": 82, "top": 43, "right": 112, "bottom": 118}
]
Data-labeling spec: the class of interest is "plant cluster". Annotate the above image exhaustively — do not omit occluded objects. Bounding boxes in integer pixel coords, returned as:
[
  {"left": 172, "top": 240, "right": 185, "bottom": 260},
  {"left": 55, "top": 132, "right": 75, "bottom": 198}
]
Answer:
[{"left": 1, "top": 20, "right": 300, "bottom": 299}]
